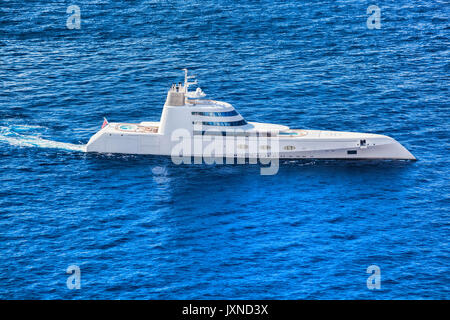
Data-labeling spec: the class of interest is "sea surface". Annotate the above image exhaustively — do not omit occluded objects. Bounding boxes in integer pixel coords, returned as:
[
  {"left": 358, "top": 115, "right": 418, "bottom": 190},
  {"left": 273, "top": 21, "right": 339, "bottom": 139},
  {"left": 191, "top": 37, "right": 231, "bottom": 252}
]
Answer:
[{"left": 0, "top": 0, "right": 449, "bottom": 299}]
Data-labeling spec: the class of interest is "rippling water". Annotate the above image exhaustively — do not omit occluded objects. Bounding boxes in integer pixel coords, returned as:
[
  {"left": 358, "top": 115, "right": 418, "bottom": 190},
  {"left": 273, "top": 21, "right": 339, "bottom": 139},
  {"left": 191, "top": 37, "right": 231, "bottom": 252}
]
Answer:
[{"left": 0, "top": 1, "right": 448, "bottom": 299}]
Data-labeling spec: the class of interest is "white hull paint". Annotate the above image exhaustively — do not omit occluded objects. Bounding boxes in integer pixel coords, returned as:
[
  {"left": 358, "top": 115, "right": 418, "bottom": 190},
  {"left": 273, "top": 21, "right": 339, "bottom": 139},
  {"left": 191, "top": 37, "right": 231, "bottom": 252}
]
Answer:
[
  {"left": 86, "top": 70, "right": 415, "bottom": 161},
  {"left": 86, "top": 124, "right": 415, "bottom": 160}
]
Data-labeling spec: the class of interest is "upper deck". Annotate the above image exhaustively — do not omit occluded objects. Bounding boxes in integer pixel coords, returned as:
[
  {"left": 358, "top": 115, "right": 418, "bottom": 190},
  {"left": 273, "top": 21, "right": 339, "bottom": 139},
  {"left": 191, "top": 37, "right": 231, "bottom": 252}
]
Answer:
[{"left": 186, "top": 99, "right": 233, "bottom": 109}]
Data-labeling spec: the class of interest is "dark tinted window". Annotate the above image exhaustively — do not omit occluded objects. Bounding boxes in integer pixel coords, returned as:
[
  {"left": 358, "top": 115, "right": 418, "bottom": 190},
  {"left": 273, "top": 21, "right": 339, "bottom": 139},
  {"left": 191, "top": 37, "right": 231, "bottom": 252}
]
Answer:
[
  {"left": 192, "top": 120, "right": 247, "bottom": 127},
  {"left": 191, "top": 111, "right": 239, "bottom": 117}
]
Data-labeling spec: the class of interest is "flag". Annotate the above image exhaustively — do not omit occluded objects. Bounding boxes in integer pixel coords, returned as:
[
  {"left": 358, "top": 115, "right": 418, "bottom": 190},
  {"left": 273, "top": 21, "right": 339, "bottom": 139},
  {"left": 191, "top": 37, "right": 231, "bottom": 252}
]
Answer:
[{"left": 101, "top": 117, "right": 109, "bottom": 129}]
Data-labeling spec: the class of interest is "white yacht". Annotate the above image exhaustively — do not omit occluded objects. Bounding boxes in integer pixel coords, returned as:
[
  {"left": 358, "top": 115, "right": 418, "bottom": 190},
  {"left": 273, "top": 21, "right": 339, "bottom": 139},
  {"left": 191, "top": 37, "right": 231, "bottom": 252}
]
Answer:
[{"left": 86, "top": 69, "right": 415, "bottom": 160}]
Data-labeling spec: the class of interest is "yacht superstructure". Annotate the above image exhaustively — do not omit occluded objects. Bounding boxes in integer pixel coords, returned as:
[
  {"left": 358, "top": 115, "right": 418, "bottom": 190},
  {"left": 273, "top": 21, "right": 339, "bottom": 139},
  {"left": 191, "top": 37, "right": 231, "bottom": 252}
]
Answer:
[{"left": 86, "top": 70, "right": 415, "bottom": 160}]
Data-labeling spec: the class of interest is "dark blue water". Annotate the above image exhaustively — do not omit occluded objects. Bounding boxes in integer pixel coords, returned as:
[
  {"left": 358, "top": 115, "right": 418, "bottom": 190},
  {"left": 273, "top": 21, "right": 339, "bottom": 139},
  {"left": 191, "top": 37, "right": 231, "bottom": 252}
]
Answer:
[{"left": 0, "top": 1, "right": 449, "bottom": 299}]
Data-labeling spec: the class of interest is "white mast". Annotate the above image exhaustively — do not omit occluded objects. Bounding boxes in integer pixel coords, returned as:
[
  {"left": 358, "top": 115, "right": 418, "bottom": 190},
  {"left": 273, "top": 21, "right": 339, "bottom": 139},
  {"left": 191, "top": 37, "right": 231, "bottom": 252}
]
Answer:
[
  {"left": 182, "top": 69, "right": 206, "bottom": 99},
  {"left": 182, "top": 68, "right": 197, "bottom": 93}
]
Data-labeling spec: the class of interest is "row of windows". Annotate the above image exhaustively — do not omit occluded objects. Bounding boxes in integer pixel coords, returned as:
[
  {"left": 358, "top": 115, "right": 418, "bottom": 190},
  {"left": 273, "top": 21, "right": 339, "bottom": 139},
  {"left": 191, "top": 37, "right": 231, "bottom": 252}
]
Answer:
[
  {"left": 191, "top": 110, "right": 239, "bottom": 117},
  {"left": 192, "top": 120, "right": 248, "bottom": 127},
  {"left": 193, "top": 131, "right": 273, "bottom": 137}
]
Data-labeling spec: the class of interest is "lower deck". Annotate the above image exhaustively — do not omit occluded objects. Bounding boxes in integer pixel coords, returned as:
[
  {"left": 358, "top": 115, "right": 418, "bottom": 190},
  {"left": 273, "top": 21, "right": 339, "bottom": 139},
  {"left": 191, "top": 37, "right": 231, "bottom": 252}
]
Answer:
[
  {"left": 87, "top": 122, "right": 415, "bottom": 160},
  {"left": 114, "top": 123, "right": 159, "bottom": 134}
]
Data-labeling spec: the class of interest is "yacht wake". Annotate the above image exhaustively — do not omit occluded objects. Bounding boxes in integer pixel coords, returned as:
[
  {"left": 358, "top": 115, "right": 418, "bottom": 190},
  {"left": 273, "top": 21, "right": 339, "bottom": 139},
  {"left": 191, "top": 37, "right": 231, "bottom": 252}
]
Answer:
[{"left": 0, "top": 124, "right": 86, "bottom": 152}]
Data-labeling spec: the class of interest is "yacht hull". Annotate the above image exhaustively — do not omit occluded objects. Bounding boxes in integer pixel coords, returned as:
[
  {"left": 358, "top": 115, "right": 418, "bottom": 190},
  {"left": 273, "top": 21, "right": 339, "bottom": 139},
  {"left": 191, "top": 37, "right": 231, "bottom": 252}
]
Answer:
[
  {"left": 86, "top": 125, "right": 416, "bottom": 160},
  {"left": 86, "top": 71, "right": 415, "bottom": 161}
]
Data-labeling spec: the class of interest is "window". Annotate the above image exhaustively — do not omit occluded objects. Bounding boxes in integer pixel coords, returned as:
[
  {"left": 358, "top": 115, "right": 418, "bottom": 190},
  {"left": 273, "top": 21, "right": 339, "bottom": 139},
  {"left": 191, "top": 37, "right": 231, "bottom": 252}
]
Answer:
[
  {"left": 283, "top": 146, "right": 296, "bottom": 150},
  {"left": 279, "top": 132, "right": 298, "bottom": 136},
  {"left": 347, "top": 150, "right": 357, "bottom": 155},
  {"left": 192, "top": 120, "right": 248, "bottom": 127},
  {"left": 193, "top": 131, "right": 225, "bottom": 136},
  {"left": 191, "top": 110, "right": 239, "bottom": 117},
  {"left": 194, "top": 131, "right": 256, "bottom": 137}
]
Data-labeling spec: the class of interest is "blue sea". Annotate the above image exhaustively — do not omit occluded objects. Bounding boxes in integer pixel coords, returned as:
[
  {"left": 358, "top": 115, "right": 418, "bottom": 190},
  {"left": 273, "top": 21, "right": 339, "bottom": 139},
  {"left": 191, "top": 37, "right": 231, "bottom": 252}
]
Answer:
[{"left": 0, "top": 0, "right": 448, "bottom": 299}]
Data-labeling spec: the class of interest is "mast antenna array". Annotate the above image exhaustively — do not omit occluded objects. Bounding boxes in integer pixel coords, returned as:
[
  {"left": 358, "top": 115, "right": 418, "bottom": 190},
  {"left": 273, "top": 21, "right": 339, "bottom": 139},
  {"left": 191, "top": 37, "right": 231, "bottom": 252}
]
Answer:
[
  {"left": 182, "top": 68, "right": 198, "bottom": 93},
  {"left": 182, "top": 69, "right": 206, "bottom": 99}
]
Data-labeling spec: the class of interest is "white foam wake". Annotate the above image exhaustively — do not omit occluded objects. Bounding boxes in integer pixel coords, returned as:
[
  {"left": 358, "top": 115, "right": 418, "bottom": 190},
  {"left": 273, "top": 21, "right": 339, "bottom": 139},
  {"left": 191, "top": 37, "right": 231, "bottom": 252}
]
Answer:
[{"left": 0, "top": 125, "right": 86, "bottom": 152}]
